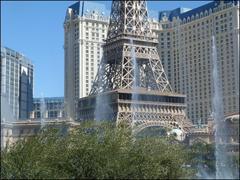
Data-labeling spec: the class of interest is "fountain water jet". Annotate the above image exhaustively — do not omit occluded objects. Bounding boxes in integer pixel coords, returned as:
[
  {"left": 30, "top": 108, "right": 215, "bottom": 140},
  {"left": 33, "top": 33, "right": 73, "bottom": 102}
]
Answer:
[
  {"left": 212, "top": 36, "right": 237, "bottom": 179},
  {"left": 94, "top": 57, "right": 113, "bottom": 122},
  {"left": 130, "top": 38, "right": 139, "bottom": 128},
  {"left": 40, "top": 93, "right": 46, "bottom": 128}
]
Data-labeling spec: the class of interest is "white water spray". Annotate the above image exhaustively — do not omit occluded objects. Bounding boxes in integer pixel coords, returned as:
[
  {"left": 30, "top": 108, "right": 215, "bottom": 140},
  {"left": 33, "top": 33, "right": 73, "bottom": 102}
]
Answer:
[
  {"left": 94, "top": 57, "right": 113, "bottom": 122},
  {"left": 212, "top": 36, "right": 237, "bottom": 179},
  {"left": 130, "top": 38, "right": 139, "bottom": 128},
  {"left": 40, "top": 93, "right": 46, "bottom": 128}
]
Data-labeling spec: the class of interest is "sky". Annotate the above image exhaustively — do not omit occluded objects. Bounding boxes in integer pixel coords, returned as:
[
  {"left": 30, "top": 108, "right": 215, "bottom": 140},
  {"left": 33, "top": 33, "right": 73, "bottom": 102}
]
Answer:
[{"left": 1, "top": 0, "right": 211, "bottom": 98}]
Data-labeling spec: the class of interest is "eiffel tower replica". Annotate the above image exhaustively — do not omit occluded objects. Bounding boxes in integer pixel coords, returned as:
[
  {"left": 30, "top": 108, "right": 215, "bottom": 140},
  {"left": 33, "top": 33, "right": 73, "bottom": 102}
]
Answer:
[{"left": 78, "top": 0, "right": 192, "bottom": 136}]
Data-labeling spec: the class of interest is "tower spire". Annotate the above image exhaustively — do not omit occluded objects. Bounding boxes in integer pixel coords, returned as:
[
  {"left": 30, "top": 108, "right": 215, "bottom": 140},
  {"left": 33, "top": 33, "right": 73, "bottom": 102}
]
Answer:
[{"left": 107, "top": 0, "right": 152, "bottom": 40}]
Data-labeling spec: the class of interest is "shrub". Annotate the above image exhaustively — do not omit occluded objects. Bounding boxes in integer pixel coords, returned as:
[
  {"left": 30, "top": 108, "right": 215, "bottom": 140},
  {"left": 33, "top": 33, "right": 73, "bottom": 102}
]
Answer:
[{"left": 1, "top": 122, "right": 195, "bottom": 179}]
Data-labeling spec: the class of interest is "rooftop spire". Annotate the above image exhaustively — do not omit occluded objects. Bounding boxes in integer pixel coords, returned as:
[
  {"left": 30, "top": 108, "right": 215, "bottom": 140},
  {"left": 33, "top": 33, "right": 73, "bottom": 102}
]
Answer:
[{"left": 107, "top": 0, "right": 153, "bottom": 40}]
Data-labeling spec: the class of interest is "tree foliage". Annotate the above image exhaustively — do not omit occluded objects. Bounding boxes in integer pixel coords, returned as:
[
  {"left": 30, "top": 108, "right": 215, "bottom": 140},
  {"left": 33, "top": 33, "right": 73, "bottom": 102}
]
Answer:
[
  {"left": 1, "top": 122, "right": 195, "bottom": 179},
  {"left": 188, "top": 142, "right": 216, "bottom": 177},
  {"left": 189, "top": 141, "right": 239, "bottom": 178}
]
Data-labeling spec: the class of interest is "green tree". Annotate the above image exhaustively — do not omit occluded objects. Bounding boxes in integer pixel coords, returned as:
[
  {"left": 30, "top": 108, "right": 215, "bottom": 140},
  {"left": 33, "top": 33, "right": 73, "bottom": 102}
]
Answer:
[
  {"left": 1, "top": 122, "right": 195, "bottom": 179},
  {"left": 188, "top": 142, "right": 215, "bottom": 177}
]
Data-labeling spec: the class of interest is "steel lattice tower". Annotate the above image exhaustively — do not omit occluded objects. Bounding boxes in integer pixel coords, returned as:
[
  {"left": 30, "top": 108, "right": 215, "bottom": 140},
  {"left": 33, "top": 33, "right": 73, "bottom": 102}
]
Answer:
[
  {"left": 78, "top": 0, "right": 192, "bottom": 137},
  {"left": 90, "top": 0, "right": 172, "bottom": 94}
]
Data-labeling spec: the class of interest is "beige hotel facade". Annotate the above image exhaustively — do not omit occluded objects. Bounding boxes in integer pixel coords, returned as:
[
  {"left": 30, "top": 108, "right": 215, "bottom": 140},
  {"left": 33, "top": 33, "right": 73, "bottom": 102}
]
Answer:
[
  {"left": 64, "top": 2, "right": 109, "bottom": 120},
  {"left": 151, "top": 0, "right": 239, "bottom": 124}
]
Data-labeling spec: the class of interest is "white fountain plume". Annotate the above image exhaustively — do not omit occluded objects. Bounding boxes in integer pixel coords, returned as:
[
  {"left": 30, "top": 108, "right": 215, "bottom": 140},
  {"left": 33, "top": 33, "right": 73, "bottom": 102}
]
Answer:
[
  {"left": 94, "top": 57, "right": 113, "bottom": 122},
  {"left": 130, "top": 38, "right": 138, "bottom": 128},
  {"left": 40, "top": 93, "right": 46, "bottom": 129},
  {"left": 212, "top": 35, "right": 236, "bottom": 179}
]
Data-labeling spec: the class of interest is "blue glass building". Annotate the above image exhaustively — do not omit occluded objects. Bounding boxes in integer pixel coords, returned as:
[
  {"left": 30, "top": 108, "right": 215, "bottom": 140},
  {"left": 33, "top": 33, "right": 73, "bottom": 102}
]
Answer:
[{"left": 1, "top": 47, "right": 33, "bottom": 121}]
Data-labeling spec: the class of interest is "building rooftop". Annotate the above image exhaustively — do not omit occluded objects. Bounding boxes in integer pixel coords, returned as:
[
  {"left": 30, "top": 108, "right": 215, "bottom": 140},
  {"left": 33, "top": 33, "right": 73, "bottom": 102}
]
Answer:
[
  {"left": 159, "top": 0, "right": 238, "bottom": 21},
  {"left": 1, "top": 46, "right": 32, "bottom": 66},
  {"left": 68, "top": 1, "right": 110, "bottom": 17}
]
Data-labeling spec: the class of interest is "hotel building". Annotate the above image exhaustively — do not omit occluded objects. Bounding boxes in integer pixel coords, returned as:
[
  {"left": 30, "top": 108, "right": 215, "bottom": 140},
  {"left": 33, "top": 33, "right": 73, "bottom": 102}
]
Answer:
[
  {"left": 152, "top": 0, "right": 239, "bottom": 124},
  {"left": 64, "top": 1, "right": 109, "bottom": 120},
  {"left": 1, "top": 47, "right": 34, "bottom": 121}
]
